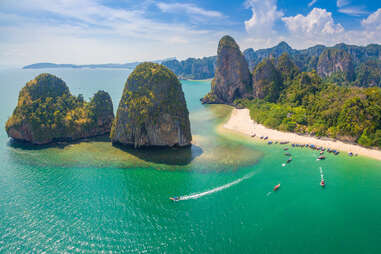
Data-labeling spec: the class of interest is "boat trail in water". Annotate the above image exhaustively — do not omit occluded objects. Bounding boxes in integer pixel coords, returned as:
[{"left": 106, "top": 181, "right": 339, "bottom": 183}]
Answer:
[{"left": 177, "top": 171, "right": 256, "bottom": 201}]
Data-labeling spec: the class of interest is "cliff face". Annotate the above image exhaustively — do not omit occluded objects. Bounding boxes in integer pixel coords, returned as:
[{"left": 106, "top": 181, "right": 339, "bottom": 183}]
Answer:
[
  {"left": 317, "top": 48, "right": 355, "bottom": 81},
  {"left": 243, "top": 48, "right": 257, "bottom": 71},
  {"left": 163, "top": 42, "right": 380, "bottom": 87},
  {"left": 111, "top": 62, "right": 192, "bottom": 148},
  {"left": 252, "top": 59, "right": 283, "bottom": 102},
  {"left": 162, "top": 56, "right": 216, "bottom": 80},
  {"left": 276, "top": 53, "right": 300, "bottom": 84},
  {"left": 244, "top": 41, "right": 296, "bottom": 71},
  {"left": 201, "top": 35, "right": 251, "bottom": 104},
  {"left": 5, "top": 73, "right": 114, "bottom": 144}
]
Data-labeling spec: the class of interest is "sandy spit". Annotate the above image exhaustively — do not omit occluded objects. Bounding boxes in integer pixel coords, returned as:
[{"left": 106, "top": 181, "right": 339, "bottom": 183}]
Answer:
[{"left": 223, "top": 108, "right": 381, "bottom": 161}]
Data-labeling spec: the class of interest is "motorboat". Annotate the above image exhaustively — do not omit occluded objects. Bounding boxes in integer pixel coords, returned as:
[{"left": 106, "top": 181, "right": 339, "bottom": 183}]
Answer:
[
  {"left": 273, "top": 184, "right": 280, "bottom": 191},
  {"left": 169, "top": 196, "right": 180, "bottom": 202},
  {"left": 317, "top": 155, "right": 325, "bottom": 160}
]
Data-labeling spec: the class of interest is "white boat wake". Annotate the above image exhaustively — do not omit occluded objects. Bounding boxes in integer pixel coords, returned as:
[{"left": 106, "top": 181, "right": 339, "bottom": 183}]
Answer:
[{"left": 178, "top": 171, "right": 256, "bottom": 201}]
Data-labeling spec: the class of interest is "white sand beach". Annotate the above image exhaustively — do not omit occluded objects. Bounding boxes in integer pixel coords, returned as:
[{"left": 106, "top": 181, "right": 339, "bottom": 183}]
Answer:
[{"left": 223, "top": 108, "right": 381, "bottom": 161}]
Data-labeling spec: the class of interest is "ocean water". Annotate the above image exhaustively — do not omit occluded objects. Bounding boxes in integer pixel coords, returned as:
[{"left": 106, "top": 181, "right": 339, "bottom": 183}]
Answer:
[{"left": 0, "top": 68, "right": 380, "bottom": 253}]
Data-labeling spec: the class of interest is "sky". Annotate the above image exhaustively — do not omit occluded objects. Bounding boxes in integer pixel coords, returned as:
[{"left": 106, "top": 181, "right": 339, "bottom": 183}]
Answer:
[{"left": 0, "top": 0, "right": 380, "bottom": 66}]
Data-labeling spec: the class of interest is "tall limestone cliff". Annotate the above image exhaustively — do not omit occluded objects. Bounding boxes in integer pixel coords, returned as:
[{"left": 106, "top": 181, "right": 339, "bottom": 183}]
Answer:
[
  {"left": 317, "top": 48, "right": 355, "bottom": 81},
  {"left": 111, "top": 62, "right": 192, "bottom": 148},
  {"left": 252, "top": 59, "right": 283, "bottom": 102},
  {"left": 5, "top": 73, "right": 114, "bottom": 144},
  {"left": 201, "top": 35, "right": 252, "bottom": 104},
  {"left": 276, "top": 53, "right": 300, "bottom": 85}
]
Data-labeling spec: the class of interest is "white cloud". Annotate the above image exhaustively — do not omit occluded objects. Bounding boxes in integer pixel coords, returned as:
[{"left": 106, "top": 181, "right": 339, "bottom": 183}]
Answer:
[
  {"left": 282, "top": 8, "right": 344, "bottom": 36},
  {"left": 156, "top": 2, "right": 223, "bottom": 18},
  {"left": 338, "top": 6, "right": 368, "bottom": 16},
  {"left": 361, "top": 8, "right": 381, "bottom": 30},
  {"left": 244, "top": 0, "right": 284, "bottom": 38},
  {"left": 0, "top": 0, "right": 227, "bottom": 66},
  {"left": 275, "top": 8, "right": 381, "bottom": 48},
  {"left": 336, "top": 0, "right": 350, "bottom": 8},
  {"left": 308, "top": 0, "right": 317, "bottom": 8}
]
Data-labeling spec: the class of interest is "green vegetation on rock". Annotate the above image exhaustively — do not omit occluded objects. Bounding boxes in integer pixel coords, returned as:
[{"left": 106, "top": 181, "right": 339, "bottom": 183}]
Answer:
[
  {"left": 218, "top": 35, "right": 240, "bottom": 54},
  {"left": 111, "top": 62, "right": 192, "bottom": 148},
  {"left": 6, "top": 73, "right": 114, "bottom": 144},
  {"left": 252, "top": 59, "right": 283, "bottom": 102},
  {"left": 238, "top": 66, "right": 381, "bottom": 148}
]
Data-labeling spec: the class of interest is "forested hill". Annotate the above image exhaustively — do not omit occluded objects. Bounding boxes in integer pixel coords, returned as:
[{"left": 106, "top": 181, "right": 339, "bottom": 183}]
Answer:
[
  {"left": 236, "top": 54, "right": 381, "bottom": 148},
  {"left": 161, "top": 42, "right": 381, "bottom": 86},
  {"left": 201, "top": 35, "right": 381, "bottom": 148}
]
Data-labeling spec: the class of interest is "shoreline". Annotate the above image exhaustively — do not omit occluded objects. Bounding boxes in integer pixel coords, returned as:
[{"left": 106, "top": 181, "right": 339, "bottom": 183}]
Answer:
[
  {"left": 181, "top": 78, "right": 213, "bottom": 82},
  {"left": 223, "top": 108, "right": 381, "bottom": 161}
]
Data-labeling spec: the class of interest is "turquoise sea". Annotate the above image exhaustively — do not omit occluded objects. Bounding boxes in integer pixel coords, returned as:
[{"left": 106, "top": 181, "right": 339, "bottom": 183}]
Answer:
[{"left": 0, "top": 68, "right": 380, "bottom": 253}]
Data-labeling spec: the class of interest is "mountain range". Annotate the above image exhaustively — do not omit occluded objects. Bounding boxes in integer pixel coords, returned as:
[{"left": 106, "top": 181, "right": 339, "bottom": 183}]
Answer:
[
  {"left": 23, "top": 42, "right": 381, "bottom": 87},
  {"left": 162, "top": 42, "right": 381, "bottom": 87}
]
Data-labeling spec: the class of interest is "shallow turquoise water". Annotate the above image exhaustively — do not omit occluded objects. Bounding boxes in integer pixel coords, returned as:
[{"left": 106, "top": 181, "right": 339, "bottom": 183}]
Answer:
[{"left": 0, "top": 68, "right": 380, "bottom": 253}]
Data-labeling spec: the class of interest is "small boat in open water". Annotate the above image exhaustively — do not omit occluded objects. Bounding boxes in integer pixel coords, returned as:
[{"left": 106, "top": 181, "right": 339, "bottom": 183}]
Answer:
[
  {"left": 320, "top": 167, "right": 325, "bottom": 188},
  {"left": 317, "top": 155, "right": 325, "bottom": 160},
  {"left": 273, "top": 184, "right": 280, "bottom": 191},
  {"left": 169, "top": 196, "right": 180, "bottom": 202}
]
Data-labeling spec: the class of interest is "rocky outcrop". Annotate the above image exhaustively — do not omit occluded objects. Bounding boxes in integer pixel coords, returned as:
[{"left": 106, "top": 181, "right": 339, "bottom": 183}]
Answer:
[
  {"left": 252, "top": 59, "right": 283, "bottom": 102},
  {"left": 276, "top": 53, "right": 300, "bottom": 84},
  {"left": 242, "top": 42, "right": 381, "bottom": 86},
  {"left": 5, "top": 73, "right": 114, "bottom": 144},
  {"left": 201, "top": 35, "right": 252, "bottom": 104},
  {"left": 317, "top": 48, "right": 355, "bottom": 81},
  {"left": 111, "top": 62, "right": 192, "bottom": 148},
  {"left": 166, "top": 41, "right": 380, "bottom": 87},
  {"left": 244, "top": 41, "right": 296, "bottom": 71},
  {"left": 243, "top": 48, "right": 258, "bottom": 71}
]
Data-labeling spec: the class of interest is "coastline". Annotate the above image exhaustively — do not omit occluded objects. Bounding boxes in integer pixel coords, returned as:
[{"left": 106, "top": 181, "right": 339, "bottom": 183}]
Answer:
[
  {"left": 223, "top": 108, "right": 381, "bottom": 161},
  {"left": 181, "top": 78, "right": 213, "bottom": 82}
]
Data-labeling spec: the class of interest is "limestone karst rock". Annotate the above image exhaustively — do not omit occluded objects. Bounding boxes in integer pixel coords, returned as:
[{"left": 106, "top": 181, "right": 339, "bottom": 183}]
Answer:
[
  {"left": 111, "top": 62, "right": 192, "bottom": 148},
  {"left": 6, "top": 73, "right": 114, "bottom": 144},
  {"left": 201, "top": 35, "right": 252, "bottom": 104}
]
